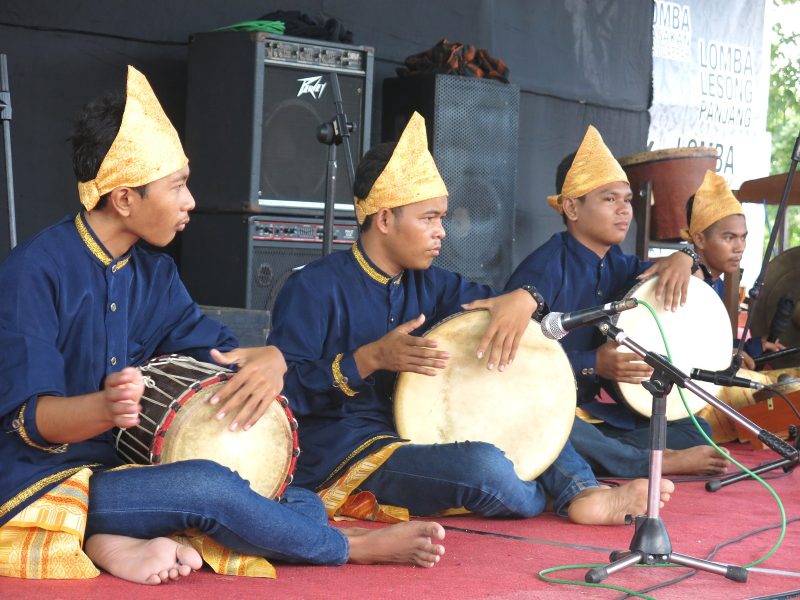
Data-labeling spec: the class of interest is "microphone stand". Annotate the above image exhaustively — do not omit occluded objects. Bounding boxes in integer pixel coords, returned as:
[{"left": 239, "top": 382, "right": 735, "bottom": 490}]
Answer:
[
  {"left": 317, "top": 72, "right": 356, "bottom": 256},
  {"left": 0, "top": 54, "right": 16, "bottom": 251},
  {"left": 697, "top": 130, "right": 800, "bottom": 490},
  {"left": 585, "top": 321, "right": 798, "bottom": 586}
]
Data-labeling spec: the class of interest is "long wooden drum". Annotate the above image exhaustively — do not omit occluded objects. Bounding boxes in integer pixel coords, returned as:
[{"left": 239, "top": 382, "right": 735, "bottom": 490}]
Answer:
[
  {"left": 619, "top": 146, "right": 717, "bottom": 241},
  {"left": 393, "top": 310, "right": 576, "bottom": 480},
  {"left": 614, "top": 276, "right": 732, "bottom": 421}
]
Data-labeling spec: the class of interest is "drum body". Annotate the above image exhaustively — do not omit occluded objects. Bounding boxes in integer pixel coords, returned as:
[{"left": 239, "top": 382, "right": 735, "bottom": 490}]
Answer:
[
  {"left": 614, "top": 275, "right": 732, "bottom": 421},
  {"left": 114, "top": 355, "right": 299, "bottom": 499},
  {"left": 619, "top": 147, "right": 717, "bottom": 241},
  {"left": 393, "top": 310, "right": 576, "bottom": 481}
]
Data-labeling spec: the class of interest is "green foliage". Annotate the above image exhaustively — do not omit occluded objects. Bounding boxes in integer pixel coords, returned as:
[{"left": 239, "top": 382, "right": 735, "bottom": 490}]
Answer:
[{"left": 767, "top": 0, "right": 800, "bottom": 249}]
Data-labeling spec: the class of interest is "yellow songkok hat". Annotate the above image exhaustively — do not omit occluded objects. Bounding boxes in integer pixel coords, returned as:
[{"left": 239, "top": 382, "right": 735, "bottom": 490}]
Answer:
[
  {"left": 681, "top": 170, "right": 743, "bottom": 240},
  {"left": 354, "top": 111, "right": 448, "bottom": 225},
  {"left": 77, "top": 66, "right": 189, "bottom": 211},
  {"left": 547, "top": 125, "right": 629, "bottom": 214}
]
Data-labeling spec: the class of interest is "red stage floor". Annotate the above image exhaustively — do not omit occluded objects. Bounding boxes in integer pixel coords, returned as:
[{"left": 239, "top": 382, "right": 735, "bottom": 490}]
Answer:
[{"left": 2, "top": 443, "right": 799, "bottom": 600}]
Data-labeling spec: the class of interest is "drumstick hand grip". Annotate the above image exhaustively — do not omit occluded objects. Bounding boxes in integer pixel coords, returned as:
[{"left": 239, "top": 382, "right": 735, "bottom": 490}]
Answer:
[
  {"left": 690, "top": 368, "right": 765, "bottom": 389},
  {"left": 540, "top": 298, "right": 638, "bottom": 340}
]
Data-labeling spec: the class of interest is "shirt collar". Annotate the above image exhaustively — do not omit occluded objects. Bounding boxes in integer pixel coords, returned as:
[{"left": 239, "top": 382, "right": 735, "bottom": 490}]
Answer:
[
  {"left": 351, "top": 240, "right": 403, "bottom": 286},
  {"left": 564, "top": 231, "right": 607, "bottom": 264},
  {"left": 74, "top": 212, "right": 132, "bottom": 272}
]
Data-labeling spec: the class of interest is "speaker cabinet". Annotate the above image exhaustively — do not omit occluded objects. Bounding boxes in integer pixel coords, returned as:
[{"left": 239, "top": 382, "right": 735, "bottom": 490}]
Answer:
[
  {"left": 382, "top": 75, "right": 519, "bottom": 290},
  {"left": 180, "top": 213, "right": 357, "bottom": 320},
  {"left": 185, "top": 31, "right": 373, "bottom": 216}
]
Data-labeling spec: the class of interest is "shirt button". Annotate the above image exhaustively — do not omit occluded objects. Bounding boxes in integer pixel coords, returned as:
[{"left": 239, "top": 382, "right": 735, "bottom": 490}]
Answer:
[
  {"left": 597, "top": 291, "right": 603, "bottom": 297},
  {"left": 110, "top": 302, "right": 117, "bottom": 312},
  {"left": 389, "top": 317, "right": 395, "bottom": 323},
  {"left": 110, "top": 357, "right": 117, "bottom": 366}
]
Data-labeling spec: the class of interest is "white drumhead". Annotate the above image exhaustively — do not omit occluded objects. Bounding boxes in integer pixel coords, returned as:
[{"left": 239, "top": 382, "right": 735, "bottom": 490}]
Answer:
[
  {"left": 615, "top": 276, "right": 732, "bottom": 420},
  {"left": 394, "top": 310, "right": 576, "bottom": 480}
]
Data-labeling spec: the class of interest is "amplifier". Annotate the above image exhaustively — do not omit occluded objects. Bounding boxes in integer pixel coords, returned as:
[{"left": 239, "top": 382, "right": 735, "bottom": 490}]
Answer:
[{"left": 180, "top": 213, "right": 357, "bottom": 318}]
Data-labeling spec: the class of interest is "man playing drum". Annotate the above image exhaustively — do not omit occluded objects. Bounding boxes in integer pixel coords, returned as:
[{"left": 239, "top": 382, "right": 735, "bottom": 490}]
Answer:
[
  {"left": 506, "top": 125, "right": 729, "bottom": 478},
  {"left": 267, "top": 113, "right": 673, "bottom": 527},
  {"left": 0, "top": 67, "right": 447, "bottom": 586},
  {"left": 683, "top": 170, "right": 782, "bottom": 364}
]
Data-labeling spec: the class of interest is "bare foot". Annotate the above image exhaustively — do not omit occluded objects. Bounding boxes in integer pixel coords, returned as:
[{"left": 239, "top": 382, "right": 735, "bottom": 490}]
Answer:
[
  {"left": 85, "top": 534, "right": 203, "bottom": 585},
  {"left": 344, "top": 521, "right": 446, "bottom": 568},
  {"left": 567, "top": 479, "right": 676, "bottom": 525},
  {"left": 663, "top": 446, "right": 729, "bottom": 475}
]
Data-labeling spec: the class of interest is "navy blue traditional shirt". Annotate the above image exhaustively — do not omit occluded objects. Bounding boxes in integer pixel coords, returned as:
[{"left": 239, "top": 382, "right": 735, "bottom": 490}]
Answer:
[
  {"left": 0, "top": 213, "right": 236, "bottom": 526},
  {"left": 506, "top": 232, "right": 652, "bottom": 429},
  {"left": 267, "top": 240, "right": 498, "bottom": 490}
]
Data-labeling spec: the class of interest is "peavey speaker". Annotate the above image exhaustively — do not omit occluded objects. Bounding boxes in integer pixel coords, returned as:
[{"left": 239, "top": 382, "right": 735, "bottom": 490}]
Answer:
[
  {"left": 180, "top": 213, "right": 357, "bottom": 323},
  {"left": 185, "top": 31, "right": 373, "bottom": 216},
  {"left": 382, "top": 75, "right": 519, "bottom": 290}
]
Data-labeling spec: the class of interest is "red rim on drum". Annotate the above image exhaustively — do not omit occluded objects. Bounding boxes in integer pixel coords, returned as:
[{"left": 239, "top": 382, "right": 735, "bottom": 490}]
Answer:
[{"left": 114, "top": 355, "right": 300, "bottom": 499}]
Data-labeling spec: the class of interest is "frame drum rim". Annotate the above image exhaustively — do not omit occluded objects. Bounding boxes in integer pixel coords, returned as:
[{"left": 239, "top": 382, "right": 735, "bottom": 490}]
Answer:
[{"left": 393, "top": 310, "right": 576, "bottom": 481}]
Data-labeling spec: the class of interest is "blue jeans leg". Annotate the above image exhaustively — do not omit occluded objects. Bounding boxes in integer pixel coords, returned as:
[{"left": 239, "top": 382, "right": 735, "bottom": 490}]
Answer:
[
  {"left": 85, "top": 460, "right": 348, "bottom": 565},
  {"left": 598, "top": 416, "right": 711, "bottom": 450},
  {"left": 570, "top": 417, "right": 650, "bottom": 477},
  {"left": 358, "top": 440, "right": 597, "bottom": 518}
]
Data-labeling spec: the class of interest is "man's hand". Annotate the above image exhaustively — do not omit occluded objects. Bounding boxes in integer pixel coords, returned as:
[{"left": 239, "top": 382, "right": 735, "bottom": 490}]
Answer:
[
  {"left": 637, "top": 250, "right": 693, "bottom": 312},
  {"left": 102, "top": 367, "right": 144, "bottom": 429},
  {"left": 595, "top": 340, "right": 653, "bottom": 384},
  {"left": 461, "top": 289, "right": 537, "bottom": 371},
  {"left": 354, "top": 314, "right": 450, "bottom": 378},
  {"left": 209, "top": 345, "right": 287, "bottom": 432}
]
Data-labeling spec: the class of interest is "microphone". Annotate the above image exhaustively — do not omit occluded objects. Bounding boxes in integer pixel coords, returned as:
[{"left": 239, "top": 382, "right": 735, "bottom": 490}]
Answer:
[
  {"left": 690, "top": 368, "right": 764, "bottom": 389},
  {"left": 540, "top": 298, "right": 638, "bottom": 340}
]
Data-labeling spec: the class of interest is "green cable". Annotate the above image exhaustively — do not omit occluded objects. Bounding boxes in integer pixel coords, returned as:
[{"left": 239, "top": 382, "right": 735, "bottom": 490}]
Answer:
[
  {"left": 537, "top": 298, "right": 787, "bottom": 595},
  {"left": 213, "top": 20, "right": 286, "bottom": 34}
]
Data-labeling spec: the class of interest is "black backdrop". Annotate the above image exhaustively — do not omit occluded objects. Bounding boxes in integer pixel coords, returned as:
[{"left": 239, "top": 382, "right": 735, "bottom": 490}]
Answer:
[{"left": 0, "top": 0, "right": 653, "bottom": 268}]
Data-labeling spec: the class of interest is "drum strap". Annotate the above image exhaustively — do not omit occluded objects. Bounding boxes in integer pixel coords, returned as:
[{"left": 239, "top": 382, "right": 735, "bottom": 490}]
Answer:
[{"left": 319, "top": 441, "right": 410, "bottom": 523}]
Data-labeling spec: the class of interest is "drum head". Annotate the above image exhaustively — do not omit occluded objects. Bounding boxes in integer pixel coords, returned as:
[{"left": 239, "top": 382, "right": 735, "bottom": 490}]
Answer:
[
  {"left": 615, "top": 276, "right": 732, "bottom": 420},
  {"left": 160, "top": 384, "right": 296, "bottom": 500},
  {"left": 394, "top": 310, "right": 576, "bottom": 480}
]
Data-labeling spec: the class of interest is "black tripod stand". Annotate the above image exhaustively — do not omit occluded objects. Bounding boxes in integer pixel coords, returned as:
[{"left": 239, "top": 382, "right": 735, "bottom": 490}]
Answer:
[
  {"left": 317, "top": 71, "right": 356, "bottom": 256},
  {"left": 585, "top": 321, "right": 799, "bottom": 585}
]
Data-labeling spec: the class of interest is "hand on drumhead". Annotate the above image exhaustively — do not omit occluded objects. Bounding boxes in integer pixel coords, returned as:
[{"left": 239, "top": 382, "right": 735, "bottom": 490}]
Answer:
[
  {"left": 637, "top": 251, "right": 693, "bottom": 312},
  {"left": 462, "top": 289, "right": 536, "bottom": 371},
  {"left": 103, "top": 367, "right": 144, "bottom": 429},
  {"left": 595, "top": 341, "right": 653, "bottom": 384},
  {"left": 353, "top": 314, "right": 450, "bottom": 378},
  {"left": 209, "top": 346, "right": 287, "bottom": 432}
]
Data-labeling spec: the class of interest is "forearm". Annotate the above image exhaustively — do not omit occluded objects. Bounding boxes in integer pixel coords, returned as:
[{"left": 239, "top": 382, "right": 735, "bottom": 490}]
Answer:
[{"left": 35, "top": 393, "right": 112, "bottom": 443}]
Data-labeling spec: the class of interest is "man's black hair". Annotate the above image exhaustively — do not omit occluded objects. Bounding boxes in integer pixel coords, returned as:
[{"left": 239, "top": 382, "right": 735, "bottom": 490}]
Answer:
[
  {"left": 69, "top": 90, "right": 146, "bottom": 210},
  {"left": 354, "top": 142, "right": 398, "bottom": 232},
  {"left": 554, "top": 151, "right": 583, "bottom": 224}
]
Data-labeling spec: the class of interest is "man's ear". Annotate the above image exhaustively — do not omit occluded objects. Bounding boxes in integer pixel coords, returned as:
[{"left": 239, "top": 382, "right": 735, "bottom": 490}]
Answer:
[
  {"left": 692, "top": 231, "right": 706, "bottom": 252},
  {"left": 561, "top": 196, "right": 579, "bottom": 222},
  {"left": 374, "top": 207, "right": 394, "bottom": 234},
  {"left": 107, "top": 187, "right": 137, "bottom": 217}
]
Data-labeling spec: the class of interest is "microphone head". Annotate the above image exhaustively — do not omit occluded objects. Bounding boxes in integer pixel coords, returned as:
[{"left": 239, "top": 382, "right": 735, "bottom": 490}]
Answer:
[{"left": 540, "top": 312, "right": 565, "bottom": 340}]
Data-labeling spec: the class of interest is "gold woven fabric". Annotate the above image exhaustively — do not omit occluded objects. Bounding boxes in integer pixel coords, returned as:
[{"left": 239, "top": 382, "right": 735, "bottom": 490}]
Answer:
[
  {"left": 680, "top": 170, "right": 743, "bottom": 240},
  {"left": 547, "top": 125, "right": 629, "bottom": 214},
  {"left": 0, "top": 468, "right": 99, "bottom": 579},
  {"left": 172, "top": 533, "right": 276, "bottom": 579},
  {"left": 77, "top": 66, "right": 188, "bottom": 211},
  {"left": 318, "top": 441, "right": 410, "bottom": 522},
  {"left": 354, "top": 112, "right": 448, "bottom": 224}
]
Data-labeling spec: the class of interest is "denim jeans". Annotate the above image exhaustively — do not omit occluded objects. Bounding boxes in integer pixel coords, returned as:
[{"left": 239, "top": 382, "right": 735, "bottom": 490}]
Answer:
[
  {"left": 85, "top": 459, "right": 349, "bottom": 565},
  {"left": 358, "top": 439, "right": 598, "bottom": 517},
  {"left": 570, "top": 416, "right": 712, "bottom": 478}
]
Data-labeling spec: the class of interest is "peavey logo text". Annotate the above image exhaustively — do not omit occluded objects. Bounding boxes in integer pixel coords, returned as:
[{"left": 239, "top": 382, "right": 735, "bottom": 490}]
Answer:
[{"left": 297, "top": 75, "right": 327, "bottom": 99}]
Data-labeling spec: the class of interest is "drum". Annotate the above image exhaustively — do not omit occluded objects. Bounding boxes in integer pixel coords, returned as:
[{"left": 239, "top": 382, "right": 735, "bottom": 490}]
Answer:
[
  {"left": 113, "top": 355, "right": 300, "bottom": 499},
  {"left": 614, "top": 275, "right": 733, "bottom": 421},
  {"left": 619, "top": 146, "right": 717, "bottom": 241},
  {"left": 393, "top": 310, "right": 576, "bottom": 480}
]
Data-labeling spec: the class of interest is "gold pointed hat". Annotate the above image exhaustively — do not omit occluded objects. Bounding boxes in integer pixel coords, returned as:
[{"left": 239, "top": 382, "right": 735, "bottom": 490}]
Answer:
[
  {"left": 77, "top": 66, "right": 189, "bottom": 211},
  {"left": 681, "top": 170, "right": 743, "bottom": 240},
  {"left": 547, "top": 125, "right": 629, "bottom": 214},
  {"left": 354, "top": 111, "right": 448, "bottom": 224}
]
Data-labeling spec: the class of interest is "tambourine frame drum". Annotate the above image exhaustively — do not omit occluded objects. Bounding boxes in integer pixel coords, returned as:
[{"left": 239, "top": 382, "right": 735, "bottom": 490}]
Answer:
[
  {"left": 113, "top": 355, "right": 300, "bottom": 499},
  {"left": 613, "top": 276, "right": 732, "bottom": 421},
  {"left": 393, "top": 310, "right": 577, "bottom": 481}
]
